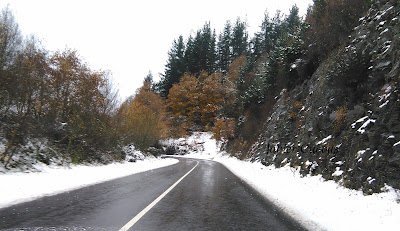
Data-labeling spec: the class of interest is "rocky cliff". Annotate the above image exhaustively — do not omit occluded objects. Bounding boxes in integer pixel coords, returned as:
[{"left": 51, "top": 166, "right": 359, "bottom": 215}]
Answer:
[{"left": 249, "top": 0, "right": 400, "bottom": 194}]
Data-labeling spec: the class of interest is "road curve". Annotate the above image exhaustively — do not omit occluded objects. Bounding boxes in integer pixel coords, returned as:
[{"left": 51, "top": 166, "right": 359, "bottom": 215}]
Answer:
[{"left": 0, "top": 158, "right": 307, "bottom": 231}]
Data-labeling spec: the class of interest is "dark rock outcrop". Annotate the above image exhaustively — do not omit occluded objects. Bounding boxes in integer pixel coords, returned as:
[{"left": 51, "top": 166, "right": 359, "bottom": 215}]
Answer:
[{"left": 249, "top": 0, "right": 400, "bottom": 194}]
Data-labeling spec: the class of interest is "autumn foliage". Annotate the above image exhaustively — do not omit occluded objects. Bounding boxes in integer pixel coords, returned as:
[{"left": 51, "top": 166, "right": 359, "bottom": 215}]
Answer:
[
  {"left": 167, "top": 73, "right": 201, "bottom": 134},
  {"left": 0, "top": 8, "right": 120, "bottom": 166},
  {"left": 118, "top": 82, "right": 167, "bottom": 150},
  {"left": 166, "top": 71, "right": 234, "bottom": 135},
  {"left": 1, "top": 47, "right": 119, "bottom": 165},
  {"left": 212, "top": 118, "right": 235, "bottom": 142},
  {"left": 1, "top": 0, "right": 374, "bottom": 166}
]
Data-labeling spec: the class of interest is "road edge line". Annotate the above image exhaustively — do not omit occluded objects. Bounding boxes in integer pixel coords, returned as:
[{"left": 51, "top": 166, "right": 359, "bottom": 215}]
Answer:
[{"left": 119, "top": 160, "right": 199, "bottom": 231}]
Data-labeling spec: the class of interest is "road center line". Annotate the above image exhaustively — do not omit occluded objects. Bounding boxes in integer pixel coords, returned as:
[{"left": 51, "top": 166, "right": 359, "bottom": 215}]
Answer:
[{"left": 119, "top": 160, "right": 199, "bottom": 231}]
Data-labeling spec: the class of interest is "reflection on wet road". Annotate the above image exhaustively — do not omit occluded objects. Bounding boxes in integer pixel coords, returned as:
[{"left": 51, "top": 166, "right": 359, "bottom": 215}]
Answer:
[{"left": 0, "top": 158, "right": 306, "bottom": 231}]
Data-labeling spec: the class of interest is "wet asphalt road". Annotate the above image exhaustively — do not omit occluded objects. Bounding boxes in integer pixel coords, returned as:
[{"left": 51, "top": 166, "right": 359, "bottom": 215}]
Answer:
[{"left": 0, "top": 158, "right": 307, "bottom": 231}]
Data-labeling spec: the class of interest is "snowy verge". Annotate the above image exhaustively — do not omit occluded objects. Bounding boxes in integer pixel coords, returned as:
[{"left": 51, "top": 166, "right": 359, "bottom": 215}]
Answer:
[
  {"left": 0, "top": 157, "right": 178, "bottom": 209},
  {"left": 178, "top": 132, "right": 400, "bottom": 231},
  {"left": 214, "top": 155, "right": 399, "bottom": 231}
]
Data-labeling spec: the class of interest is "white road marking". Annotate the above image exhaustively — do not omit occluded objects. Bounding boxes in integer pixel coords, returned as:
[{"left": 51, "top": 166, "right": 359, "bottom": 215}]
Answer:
[{"left": 119, "top": 160, "right": 199, "bottom": 231}]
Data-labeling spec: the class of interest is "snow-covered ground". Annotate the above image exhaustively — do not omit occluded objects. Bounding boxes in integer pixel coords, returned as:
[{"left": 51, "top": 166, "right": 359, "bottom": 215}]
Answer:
[
  {"left": 1, "top": 132, "right": 399, "bottom": 231},
  {"left": 0, "top": 157, "right": 178, "bottom": 209},
  {"left": 179, "top": 132, "right": 400, "bottom": 231}
]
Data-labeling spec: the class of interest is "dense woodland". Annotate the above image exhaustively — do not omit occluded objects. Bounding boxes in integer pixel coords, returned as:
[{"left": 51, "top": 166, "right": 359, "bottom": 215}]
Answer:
[
  {"left": 154, "top": 0, "right": 371, "bottom": 152},
  {"left": 0, "top": 0, "right": 371, "bottom": 168}
]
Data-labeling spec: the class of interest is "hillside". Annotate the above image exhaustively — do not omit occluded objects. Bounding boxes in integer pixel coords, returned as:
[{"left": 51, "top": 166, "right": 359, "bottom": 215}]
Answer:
[{"left": 247, "top": 0, "right": 400, "bottom": 193}]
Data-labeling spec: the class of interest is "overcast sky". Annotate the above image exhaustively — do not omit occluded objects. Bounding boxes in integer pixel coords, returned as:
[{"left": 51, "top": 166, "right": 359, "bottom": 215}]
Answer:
[{"left": 0, "top": 0, "right": 312, "bottom": 100}]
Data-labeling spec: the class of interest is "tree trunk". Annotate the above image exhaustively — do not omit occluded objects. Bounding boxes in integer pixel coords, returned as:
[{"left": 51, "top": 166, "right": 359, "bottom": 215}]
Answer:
[
  {"left": 1, "top": 127, "right": 17, "bottom": 165},
  {"left": 4, "top": 145, "right": 17, "bottom": 169}
]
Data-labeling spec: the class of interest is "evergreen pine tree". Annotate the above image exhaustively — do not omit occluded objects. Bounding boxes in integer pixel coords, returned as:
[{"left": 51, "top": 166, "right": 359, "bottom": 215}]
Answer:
[
  {"left": 231, "top": 18, "right": 248, "bottom": 58},
  {"left": 198, "top": 23, "right": 211, "bottom": 74},
  {"left": 184, "top": 34, "right": 200, "bottom": 75},
  {"left": 160, "top": 35, "right": 185, "bottom": 98},
  {"left": 255, "top": 10, "right": 285, "bottom": 55},
  {"left": 207, "top": 29, "right": 217, "bottom": 74},
  {"left": 250, "top": 32, "right": 263, "bottom": 58},
  {"left": 143, "top": 71, "right": 153, "bottom": 85},
  {"left": 286, "top": 5, "right": 301, "bottom": 32},
  {"left": 217, "top": 20, "right": 233, "bottom": 73},
  {"left": 184, "top": 22, "right": 217, "bottom": 76},
  {"left": 258, "top": 12, "right": 273, "bottom": 54}
]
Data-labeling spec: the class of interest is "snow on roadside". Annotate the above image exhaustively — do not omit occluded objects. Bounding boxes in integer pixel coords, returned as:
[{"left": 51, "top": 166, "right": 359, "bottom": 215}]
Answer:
[
  {"left": 161, "top": 132, "right": 220, "bottom": 160},
  {"left": 0, "top": 157, "right": 178, "bottom": 209},
  {"left": 184, "top": 132, "right": 220, "bottom": 159},
  {"left": 215, "top": 155, "right": 400, "bottom": 231},
  {"left": 180, "top": 132, "right": 400, "bottom": 231}
]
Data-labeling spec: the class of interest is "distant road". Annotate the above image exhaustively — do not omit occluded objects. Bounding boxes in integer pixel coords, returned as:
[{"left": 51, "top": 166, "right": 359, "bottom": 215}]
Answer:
[{"left": 0, "top": 158, "right": 306, "bottom": 231}]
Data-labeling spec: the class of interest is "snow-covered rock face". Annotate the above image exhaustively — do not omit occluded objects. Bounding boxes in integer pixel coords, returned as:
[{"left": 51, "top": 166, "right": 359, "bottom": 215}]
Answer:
[{"left": 249, "top": 0, "right": 400, "bottom": 194}]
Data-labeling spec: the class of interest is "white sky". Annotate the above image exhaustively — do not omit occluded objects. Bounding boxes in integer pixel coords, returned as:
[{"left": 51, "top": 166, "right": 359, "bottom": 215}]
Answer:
[{"left": 0, "top": 0, "right": 312, "bottom": 100}]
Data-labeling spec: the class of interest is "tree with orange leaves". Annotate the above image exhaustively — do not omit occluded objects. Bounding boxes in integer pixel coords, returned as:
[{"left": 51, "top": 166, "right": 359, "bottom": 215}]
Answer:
[
  {"left": 167, "top": 73, "right": 201, "bottom": 135},
  {"left": 120, "top": 82, "right": 168, "bottom": 150}
]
